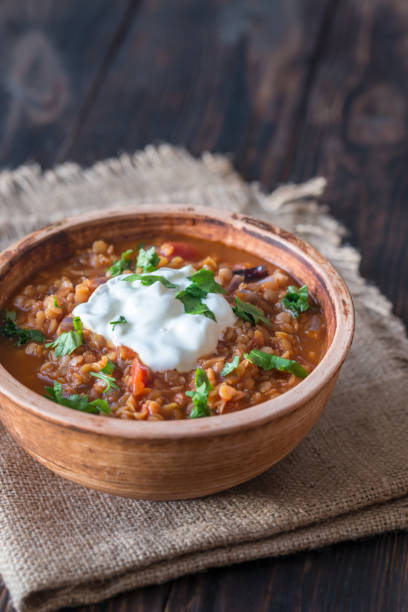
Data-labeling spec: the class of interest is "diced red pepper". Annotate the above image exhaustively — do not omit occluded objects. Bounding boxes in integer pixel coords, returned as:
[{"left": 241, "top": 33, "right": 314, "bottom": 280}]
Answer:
[
  {"left": 130, "top": 357, "right": 150, "bottom": 396},
  {"left": 162, "top": 242, "right": 199, "bottom": 261}
]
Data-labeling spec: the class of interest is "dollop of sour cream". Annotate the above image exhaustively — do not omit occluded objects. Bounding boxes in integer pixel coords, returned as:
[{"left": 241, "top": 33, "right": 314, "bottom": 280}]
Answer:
[{"left": 73, "top": 266, "right": 236, "bottom": 372}]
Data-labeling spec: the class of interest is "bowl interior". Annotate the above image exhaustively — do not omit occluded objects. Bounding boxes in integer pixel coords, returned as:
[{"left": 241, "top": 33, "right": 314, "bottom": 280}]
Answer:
[{"left": 0, "top": 206, "right": 353, "bottom": 437}]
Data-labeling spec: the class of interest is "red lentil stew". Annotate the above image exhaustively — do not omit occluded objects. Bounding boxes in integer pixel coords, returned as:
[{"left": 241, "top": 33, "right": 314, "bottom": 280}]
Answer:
[{"left": 0, "top": 237, "right": 327, "bottom": 420}]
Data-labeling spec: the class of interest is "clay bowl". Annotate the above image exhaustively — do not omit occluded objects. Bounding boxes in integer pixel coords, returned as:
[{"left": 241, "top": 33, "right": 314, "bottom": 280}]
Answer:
[{"left": 0, "top": 206, "right": 354, "bottom": 500}]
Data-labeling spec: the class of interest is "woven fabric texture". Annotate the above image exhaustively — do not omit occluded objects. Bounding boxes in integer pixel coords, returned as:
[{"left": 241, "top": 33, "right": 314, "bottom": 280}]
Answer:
[{"left": 0, "top": 146, "right": 407, "bottom": 612}]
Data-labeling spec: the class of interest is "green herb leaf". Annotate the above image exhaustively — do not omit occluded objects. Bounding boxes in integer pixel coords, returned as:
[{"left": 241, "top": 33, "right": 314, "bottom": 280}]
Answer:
[
  {"left": 189, "top": 269, "right": 226, "bottom": 294},
  {"left": 123, "top": 274, "right": 177, "bottom": 289},
  {"left": 176, "top": 289, "right": 216, "bottom": 320},
  {"left": 46, "top": 332, "right": 82, "bottom": 356},
  {"left": 109, "top": 249, "right": 134, "bottom": 277},
  {"left": 46, "top": 316, "right": 84, "bottom": 357},
  {"left": 282, "top": 285, "right": 310, "bottom": 318},
  {"left": 45, "top": 331, "right": 82, "bottom": 357},
  {"left": 44, "top": 381, "right": 111, "bottom": 414},
  {"left": 172, "top": 268, "right": 225, "bottom": 321},
  {"left": 0, "top": 310, "right": 46, "bottom": 346},
  {"left": 232, "top": 297, "right": 271, "bottom": 326},
  {"left": 221, "top": 355, "right": 240, "bottom": 377},
  {"left": 137, "top": 247, "right": 160, "bottom": 273},
  {"left": 183, "top": 283, "right": 207, "bottom": 298},
  {"left": 90, "top": 371, "right": 120, "bottom": 393},
  {"left": 244, "top": 349, "right": 308, "bottom": 379},
  {"left": 88, "top": 398, "right": 111, "bottom": 415},
  {"left": 186, "top": 368, "right": 213, "bottom": 418},
  {"left": 110, "top": 315, "right": 128, "bottom": 330},
  {"left": 53, "top": 297, "right": 62, "bottom": 308},
  {"left": 101, "top": 359, "right": 116, "bottom": 375},
  {"left": 195, "top": 368, "right": 213, "bottom": 390}
]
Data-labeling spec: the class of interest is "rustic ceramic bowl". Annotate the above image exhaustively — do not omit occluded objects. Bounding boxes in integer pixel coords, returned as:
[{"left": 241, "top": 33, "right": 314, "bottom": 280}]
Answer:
[{"left": 0, "top": 206, "right": 354, "bottom": 500}]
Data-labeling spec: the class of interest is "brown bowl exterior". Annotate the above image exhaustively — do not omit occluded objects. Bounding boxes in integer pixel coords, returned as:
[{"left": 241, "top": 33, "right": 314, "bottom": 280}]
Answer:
[{"left": 0, "top": 206, "right": 354, "bottom": 500}]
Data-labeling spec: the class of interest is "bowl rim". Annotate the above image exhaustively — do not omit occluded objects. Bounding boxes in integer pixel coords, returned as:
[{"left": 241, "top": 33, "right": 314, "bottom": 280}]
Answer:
[{"left": 0, "top": 205, "right": 354, "bottom": 439}]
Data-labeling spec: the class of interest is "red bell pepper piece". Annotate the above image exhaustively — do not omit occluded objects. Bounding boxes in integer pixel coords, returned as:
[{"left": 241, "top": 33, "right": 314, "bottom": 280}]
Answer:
[{"left": 131, "top": 357, "right": 150, "bottom": 396}]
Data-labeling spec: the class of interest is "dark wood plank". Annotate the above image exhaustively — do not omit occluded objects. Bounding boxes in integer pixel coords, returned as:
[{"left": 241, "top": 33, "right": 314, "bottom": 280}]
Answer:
[
  {"left": 162, "top": 533, "right": 408, "bottom": 612},
  {"left": 281, "top": 0, "right": 408, "bottom": 325},
  {"left": 0, "top": 0, "right": 135, "bottom": 169},
  {"left": 62, "top": 0, "right": 332, "bottom": 174}
]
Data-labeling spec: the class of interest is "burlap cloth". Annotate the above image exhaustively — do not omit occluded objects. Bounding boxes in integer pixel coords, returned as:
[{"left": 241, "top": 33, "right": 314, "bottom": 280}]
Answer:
[{"left": 0, "top": 146, "right": 407, "bottom": 612}]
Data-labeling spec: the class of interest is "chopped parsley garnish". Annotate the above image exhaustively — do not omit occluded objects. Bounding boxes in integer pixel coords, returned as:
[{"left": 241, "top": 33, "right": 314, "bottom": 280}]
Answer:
[
  {"left": 186, "top": 368, "right": 213, "bottom": 418},
  {"left": 137, "top": 247, "right": 160, "bottom": 272},
  {"left": 0, "top": 311, "right": 46, "bottom": 346},
  {"left": 189, "top": 269, "right": 226, "bottom": 294},
  {"left": 109, "top": 249, "right": 134, "bottom": 277},
  {"left": 88, "top": 398, "right": 112, "bottom": 414},
  {"left": 46, "top": 316, "right": 84, "bottom": 357},
  {"left": 244, "top": 349, "right": 308, "bottom": 379},
  {"left": 101, "top": 359, "right": 116, "bottom": 375},
  {"left": 44, "top": 381, "right": 111, "bottom": 414},
  {"left": 182, "top": 283, "right": 206, "bottom": 298},
  {"left": 176, "top": 268, "right": 225, "bottom": 321},
  {"left": 232, "top": 298, "right": 271, "bottom": 326},
  {"left": 53, "top": 297, "right": 62, "bottom": 308},
  {"left": 90, "top": 370, "right": 120, "bottom": 393},
  {"left": 282, "top": 285, "right": 310, "bottom": 318},
  {"left": 123, "top": 274, "right": 177, "bottom": 289},
  {"left": 221, "top": 355, "right": 240, "bottom": 377},
  {"left": 176, "top": 288, "right": 216, "bottom": 320},
  {"left": 110, "top": 315, "right": 128, "bottom": 329}
]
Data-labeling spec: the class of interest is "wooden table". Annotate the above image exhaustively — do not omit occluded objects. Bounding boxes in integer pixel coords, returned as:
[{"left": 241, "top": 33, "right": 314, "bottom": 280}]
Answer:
[{"left": 0, "top": 1, "right": 407, "bottom": 610}]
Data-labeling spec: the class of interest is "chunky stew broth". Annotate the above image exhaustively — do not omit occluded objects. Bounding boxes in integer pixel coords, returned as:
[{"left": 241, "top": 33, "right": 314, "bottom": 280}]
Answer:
[{"left": 0, "top": 236, "right": 327, "bottom": 420}]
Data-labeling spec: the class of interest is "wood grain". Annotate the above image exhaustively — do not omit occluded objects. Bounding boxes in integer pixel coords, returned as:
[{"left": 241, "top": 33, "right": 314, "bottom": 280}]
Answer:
[
  {"left": 160, "top": 534, "right": 408, "bottom": 612},
  {"left": 63, "top": 0, "right": 331, "bottom": 173},
  {"left": 283, "top": 0, "right": 408, "bottom": 325},
  {"left": 0, "top": 0, "right": 133, "bottom": 168}
]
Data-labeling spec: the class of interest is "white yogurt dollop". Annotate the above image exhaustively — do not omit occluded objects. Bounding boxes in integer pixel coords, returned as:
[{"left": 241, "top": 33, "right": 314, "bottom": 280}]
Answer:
[{"left": 73, "top": 266, "right": 236, "bottom": 372}]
